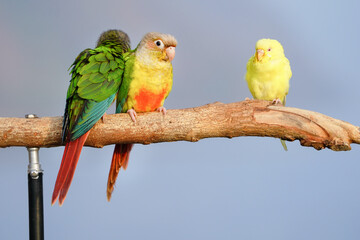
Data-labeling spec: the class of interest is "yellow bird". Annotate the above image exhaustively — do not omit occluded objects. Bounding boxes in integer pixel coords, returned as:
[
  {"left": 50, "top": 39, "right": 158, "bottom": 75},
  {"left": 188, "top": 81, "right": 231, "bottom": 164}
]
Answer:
[{"left": 245, "top": 39, "right": 292, "bottom": 150}]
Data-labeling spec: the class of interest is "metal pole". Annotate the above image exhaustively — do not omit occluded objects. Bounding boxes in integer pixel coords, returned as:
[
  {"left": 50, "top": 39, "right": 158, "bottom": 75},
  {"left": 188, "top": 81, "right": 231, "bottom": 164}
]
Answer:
[{"left": 26, "top": 114, "right": 44, "bottom": 240}]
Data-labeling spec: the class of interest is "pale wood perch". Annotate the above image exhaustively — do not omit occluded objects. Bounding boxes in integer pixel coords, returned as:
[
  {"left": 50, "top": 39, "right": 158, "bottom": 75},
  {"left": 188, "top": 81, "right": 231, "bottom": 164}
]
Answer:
[{"left": 0, "top": 100, "right": 359, "bottom": 151}]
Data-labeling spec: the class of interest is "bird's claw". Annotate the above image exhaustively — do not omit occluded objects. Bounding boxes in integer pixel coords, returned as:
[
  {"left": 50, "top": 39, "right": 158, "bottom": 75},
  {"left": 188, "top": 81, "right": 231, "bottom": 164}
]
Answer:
[
  {"left": 156, "top": 107, "right": 167, "bottom": 115},
  {"left": 272, "top": 98, "right": 283, "bottom": 105},
  {"left": 101, "top": 113, "right": 107, "bottom": 123},
  {"left": 127, "top": 109, "right": 137, "bottom": 123}
]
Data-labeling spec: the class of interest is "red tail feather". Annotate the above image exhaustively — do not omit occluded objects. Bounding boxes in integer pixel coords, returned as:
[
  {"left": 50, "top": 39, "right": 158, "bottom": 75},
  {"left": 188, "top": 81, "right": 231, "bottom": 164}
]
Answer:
[
  {"left": 107, "top": 143, "right": 133, "bottom": 201},
  {"left": 52, "top": 132, "right": 90, "bottom": 206}
]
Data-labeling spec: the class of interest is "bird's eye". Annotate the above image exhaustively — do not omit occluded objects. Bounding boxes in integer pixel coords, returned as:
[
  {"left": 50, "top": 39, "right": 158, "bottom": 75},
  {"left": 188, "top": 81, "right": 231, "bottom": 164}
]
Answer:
[
  {"left": 154, "top": 40, "right": 164, "bottom": 49},
  {"left": 267, "top": 48, "right": 271, "bottom": 51}
]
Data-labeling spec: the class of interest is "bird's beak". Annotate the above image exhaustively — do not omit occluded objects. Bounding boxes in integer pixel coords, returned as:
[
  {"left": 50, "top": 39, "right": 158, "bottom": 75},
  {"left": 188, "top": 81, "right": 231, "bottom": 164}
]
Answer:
[
  {"left": 256, "top": 49, "right": 265, "bottom": 61},
  {"left": 165, "top": 46, "right": 176, "bottom": 62}
]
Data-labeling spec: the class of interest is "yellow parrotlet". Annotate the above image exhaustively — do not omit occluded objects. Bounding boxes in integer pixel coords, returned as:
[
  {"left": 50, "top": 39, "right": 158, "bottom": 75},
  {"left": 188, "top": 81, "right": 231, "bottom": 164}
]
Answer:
[{"left": 245, "top": 38, "right": 292, "bottom": 150}]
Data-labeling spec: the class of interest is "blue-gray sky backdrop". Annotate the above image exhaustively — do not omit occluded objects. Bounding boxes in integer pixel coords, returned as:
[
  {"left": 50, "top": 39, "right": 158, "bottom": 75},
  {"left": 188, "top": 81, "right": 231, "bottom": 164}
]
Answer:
[{"left": 1, "top": 0, "right": 360, "bottom": 239}]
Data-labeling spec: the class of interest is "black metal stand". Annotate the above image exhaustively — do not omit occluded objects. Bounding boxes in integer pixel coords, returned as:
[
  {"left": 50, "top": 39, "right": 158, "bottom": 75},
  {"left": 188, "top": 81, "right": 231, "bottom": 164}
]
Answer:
[
  {"left": 28, "top": 169, "right": 44, "bottom": 240},
  {"left": 26, "top": 114, "right": 44, "bottom": 240}
]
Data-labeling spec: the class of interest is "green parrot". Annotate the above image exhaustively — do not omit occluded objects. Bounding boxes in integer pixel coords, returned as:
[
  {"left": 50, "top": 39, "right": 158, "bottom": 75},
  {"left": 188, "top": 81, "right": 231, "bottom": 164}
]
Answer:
[
  {"left": 106, "top": 32, "right": 177, "bottom": 201},
  {"left": 52, "top": 29, "right": 131, "bottom": 206}
]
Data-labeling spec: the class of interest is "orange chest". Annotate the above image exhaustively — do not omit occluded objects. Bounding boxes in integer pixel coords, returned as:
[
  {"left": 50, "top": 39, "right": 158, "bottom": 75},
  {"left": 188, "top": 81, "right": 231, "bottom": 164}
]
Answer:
[{"left": 133, "top": 87, "right": 168, "bottom": 112}]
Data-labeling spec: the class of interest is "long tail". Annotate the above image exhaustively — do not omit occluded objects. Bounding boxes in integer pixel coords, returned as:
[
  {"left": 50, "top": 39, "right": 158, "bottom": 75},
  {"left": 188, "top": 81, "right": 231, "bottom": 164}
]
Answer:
[
  {"left": 51, "top": 132, "right": 90, "bottom": 206},
  {"left": 280, "top": 139, "right": 288, "bottom": 151},
  {"left": 280, "top": 97, "right": 288, "bottom": 151},
  {"left": 107, "top": 143, "right": 133, "bottom": 201}
]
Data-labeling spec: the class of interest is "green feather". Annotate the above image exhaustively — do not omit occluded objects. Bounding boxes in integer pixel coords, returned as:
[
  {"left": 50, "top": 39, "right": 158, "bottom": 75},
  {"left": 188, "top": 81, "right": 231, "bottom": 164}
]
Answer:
[
  {"left": 89, "top": 72, "right": 106, "bottom": 83},
  {"left": 107, "top": 69, "right": 123, "bottom": 81},
  {"left": 109, "top": 60, "right": 118, "bottom": 71},
  {"left": 106, "top": 52, "right": 114, "bottom": 60},
  {"left": 100, "top": 61, "right": 111, "bottom": 74},
  {"left": 62, "top": 30, "right": 131, "bottom": 142},
  {"left": 77, "top": 74, "right": 92, "bottom": 87},
  {"left": 79, "top": 61, "right": 101, "bottom": 75},
  {"left": 116, "top": 53, "right": 135, "bottom": 113},
  {"left": 94, "top": 52, "right": 107, "bottom": 61}
]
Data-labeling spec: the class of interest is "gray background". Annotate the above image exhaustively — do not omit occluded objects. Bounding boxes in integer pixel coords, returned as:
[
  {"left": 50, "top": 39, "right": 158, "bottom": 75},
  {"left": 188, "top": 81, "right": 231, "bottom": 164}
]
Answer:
[{"left": 1, "top": 0, "right": 360, "bottom": 239}]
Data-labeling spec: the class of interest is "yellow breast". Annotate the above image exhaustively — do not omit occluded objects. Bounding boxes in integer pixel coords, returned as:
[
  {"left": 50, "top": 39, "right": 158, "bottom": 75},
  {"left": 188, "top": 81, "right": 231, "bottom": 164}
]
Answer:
[
  {"left": 125, "top": 57, "right": 173, "bottom": 112},
  {"left": 246, "top": 56, "right": 291, "bottom": 102}
]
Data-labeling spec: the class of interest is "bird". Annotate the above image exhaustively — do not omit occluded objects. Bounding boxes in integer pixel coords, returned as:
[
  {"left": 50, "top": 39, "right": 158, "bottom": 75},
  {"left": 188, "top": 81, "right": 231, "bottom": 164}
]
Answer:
[
  {"left": 51, "top": 29, "right": 131, "bottom": 206},
  {"left": 107, "top": 32, "right": 177, "bottom": 201},
  {"left": 245, "top": 38, "right": 292, "bottom": 151}
]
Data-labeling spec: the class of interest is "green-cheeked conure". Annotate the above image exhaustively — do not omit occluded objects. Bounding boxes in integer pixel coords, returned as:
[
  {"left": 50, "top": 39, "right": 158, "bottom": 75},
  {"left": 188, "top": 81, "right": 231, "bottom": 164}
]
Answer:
[{"left": 107, "top": 32, "right": 177, "bottom": 201}]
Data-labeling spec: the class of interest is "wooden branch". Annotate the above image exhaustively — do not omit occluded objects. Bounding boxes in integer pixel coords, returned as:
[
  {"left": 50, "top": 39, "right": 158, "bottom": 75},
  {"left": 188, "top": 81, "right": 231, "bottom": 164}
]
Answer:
[{"left": 1, "top": 100, "right": 359, "bottom": 151}]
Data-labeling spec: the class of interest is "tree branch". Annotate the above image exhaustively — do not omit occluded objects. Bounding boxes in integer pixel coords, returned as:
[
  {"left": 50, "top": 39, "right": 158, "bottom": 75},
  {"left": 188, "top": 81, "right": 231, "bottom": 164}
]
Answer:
[{"left": 1, "top": 100, "right": 359, "bottom": 151}]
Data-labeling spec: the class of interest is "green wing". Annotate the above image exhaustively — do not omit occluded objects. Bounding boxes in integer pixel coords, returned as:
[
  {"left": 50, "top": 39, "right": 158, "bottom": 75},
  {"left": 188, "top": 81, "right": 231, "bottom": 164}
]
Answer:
[
  {"left": 115, "top": 51, "right": 136, "bottom": 113},
  {"left": 63, "top": 45, "right": 127, "bottom": 142}
]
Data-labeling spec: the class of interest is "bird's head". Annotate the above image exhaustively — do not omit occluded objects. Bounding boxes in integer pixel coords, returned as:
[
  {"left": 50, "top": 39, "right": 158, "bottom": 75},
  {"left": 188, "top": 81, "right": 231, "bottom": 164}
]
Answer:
[
  {"left": 137, "top": 32, "right": 177, "bottom": 63},
  {"left": 96, "top": 29, "right": 131, "bottom": 52},
  {"left": 254, "top": 39, "right": 284, "bottom": 62}
]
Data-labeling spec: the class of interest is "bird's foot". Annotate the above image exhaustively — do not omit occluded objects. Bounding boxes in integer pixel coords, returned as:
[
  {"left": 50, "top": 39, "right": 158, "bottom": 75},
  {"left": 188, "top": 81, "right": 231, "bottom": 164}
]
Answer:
[
  {"left": 127, "top": 109, "right": 137, "bottom": 123},
  {"left": 156, "top": 107, "right": 167, "bottom": 115},
  {"left": 101, "top": 113, "right": 107, "bottom": 123},
  {"left": 272, "top": 98, "right": 283, "bottom": 105}
]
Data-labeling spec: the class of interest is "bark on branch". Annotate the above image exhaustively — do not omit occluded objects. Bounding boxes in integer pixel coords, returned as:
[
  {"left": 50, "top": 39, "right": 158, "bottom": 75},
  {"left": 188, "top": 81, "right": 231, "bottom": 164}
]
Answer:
[{"left": 1, "top": 100, "right": 359, "bottom": 151}]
